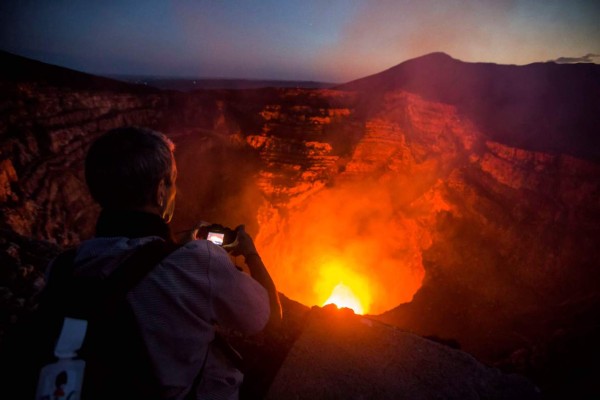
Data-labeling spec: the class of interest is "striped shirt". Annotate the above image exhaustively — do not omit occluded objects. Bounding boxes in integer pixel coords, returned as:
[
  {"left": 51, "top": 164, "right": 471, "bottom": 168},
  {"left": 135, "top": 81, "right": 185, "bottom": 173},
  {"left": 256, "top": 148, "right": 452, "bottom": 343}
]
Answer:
[{"left": 73, "top": 235, "right": 270, "bottom": 399}]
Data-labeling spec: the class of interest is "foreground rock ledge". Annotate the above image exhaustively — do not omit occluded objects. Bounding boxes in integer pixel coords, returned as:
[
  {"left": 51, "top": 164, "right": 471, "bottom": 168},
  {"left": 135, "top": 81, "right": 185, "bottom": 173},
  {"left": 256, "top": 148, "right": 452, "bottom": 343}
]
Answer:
[{"left": 267, "top": 306, "right": 540, "bottom": 400}]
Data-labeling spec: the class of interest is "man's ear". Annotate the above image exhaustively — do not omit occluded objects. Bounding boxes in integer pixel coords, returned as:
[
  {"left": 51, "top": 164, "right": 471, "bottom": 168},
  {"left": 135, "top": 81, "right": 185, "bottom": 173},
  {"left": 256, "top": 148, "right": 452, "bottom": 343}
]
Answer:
[{"left": 156, "top": 178, "right": 167, "bottom": 207}]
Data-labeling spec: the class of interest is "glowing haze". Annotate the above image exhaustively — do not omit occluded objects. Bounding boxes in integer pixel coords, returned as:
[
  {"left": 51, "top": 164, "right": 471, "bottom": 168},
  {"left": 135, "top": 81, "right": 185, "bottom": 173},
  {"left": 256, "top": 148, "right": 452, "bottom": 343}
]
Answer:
[{"left": 1, "top": 0, "right": 598, "bottom": 82}]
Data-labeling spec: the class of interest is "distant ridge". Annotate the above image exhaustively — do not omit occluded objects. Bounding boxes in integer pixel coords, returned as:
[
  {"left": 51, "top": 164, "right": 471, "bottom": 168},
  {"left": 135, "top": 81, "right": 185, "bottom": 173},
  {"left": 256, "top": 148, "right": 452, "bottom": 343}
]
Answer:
[
  {"left": 3, "top": 50, "right": 599, "bottom": 160},
  {"left": 0, "top": 51, "right": 336, "bottom": 92},
  {"left": 108, "top": 76, "right": 338, "bottom": 91},
  {"left": 338, "top": 52, "right": 600, "bottom": 161},
  {"left": 0, "top": 51, "right": 158, "bottom": 93}
]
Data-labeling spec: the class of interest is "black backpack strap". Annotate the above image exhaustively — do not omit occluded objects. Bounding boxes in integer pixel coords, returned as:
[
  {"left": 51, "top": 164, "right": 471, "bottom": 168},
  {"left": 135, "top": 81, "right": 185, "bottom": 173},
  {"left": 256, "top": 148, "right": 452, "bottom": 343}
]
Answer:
[
  {"left": 76, "top": 239, "right": 181, "bottom": 400},
  {"left": 45, "top": 239, "right": 180, "bottom": 313},
  {"left": 99, "top": 239, "right": 180, "bottom": 314},
  {"left": 41, "top": 248, "right": 78, "bottom": 305},
  {"left": 63, "top": 239, "right": 180, "bottom": 320}
]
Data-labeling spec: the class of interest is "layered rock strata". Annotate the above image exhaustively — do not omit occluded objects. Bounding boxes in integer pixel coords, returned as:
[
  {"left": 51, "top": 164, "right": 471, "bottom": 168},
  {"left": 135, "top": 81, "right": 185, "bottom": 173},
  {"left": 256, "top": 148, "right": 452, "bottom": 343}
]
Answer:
[{"left": 0, "top": 82, "right": 168, "bottom": 244}]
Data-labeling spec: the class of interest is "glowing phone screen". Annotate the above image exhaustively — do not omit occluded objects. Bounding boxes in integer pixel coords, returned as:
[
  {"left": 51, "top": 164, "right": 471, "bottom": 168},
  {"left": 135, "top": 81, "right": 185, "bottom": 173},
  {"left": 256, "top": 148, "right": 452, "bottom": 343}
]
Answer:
[{"left": 207, "top": 232, "right": 225, "bottom": 245}]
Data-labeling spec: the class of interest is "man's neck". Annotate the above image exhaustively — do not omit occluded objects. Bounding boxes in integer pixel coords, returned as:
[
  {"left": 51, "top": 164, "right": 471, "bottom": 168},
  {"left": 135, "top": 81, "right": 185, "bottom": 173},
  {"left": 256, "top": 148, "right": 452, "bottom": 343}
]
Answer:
[{"left": 95, "top": 209, "right": 172, "bottom": 241}]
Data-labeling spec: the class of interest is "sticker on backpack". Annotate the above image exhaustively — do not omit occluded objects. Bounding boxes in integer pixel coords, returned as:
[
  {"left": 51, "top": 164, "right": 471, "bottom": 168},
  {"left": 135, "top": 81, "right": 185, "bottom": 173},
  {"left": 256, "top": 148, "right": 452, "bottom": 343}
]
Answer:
[
  {"left": 35, "top": 359, "right": 85, "bottom": 400},
  {"left": 35, "top": 317, "right": 88, "bottom": 400}
]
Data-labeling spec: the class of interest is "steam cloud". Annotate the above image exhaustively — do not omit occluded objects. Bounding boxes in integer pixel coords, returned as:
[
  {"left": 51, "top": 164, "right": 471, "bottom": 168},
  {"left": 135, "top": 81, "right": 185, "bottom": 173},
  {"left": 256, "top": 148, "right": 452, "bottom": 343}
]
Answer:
[{"left": 550, "top": 53, "right": 600, "bottom": 64}]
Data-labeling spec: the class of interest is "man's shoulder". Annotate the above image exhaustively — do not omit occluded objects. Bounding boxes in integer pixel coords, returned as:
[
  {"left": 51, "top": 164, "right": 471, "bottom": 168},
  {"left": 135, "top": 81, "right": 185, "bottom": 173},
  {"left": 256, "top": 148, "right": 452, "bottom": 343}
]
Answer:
[
  {"left": 74, "top": 236, "right": 168, "bottom": 277},
  {"left": 78, "top": 236, "right": 161, "bottom": 255},
  {"left": 170, "top": 239, "right": 211, "bottom": 257},
  {"left": 163, "top": 239, "right": 233, "bottom": 268}
]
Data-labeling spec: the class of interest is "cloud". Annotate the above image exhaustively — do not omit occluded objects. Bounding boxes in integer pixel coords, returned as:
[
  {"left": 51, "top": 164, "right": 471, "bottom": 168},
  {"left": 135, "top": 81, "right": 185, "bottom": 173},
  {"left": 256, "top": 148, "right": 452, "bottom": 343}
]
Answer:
[{"left": 550, "top": 53, "right": 600, "bottom": 64}]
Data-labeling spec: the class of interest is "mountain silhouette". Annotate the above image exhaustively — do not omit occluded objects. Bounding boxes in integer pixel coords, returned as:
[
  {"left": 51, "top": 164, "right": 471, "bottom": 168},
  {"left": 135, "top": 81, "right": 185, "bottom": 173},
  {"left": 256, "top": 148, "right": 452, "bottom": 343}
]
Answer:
[
  {"left": 339, "top": 52, "right": 600, "bottom": 161},
  {"left": 0, "top": 50, "right": 157, "bottom": 93}
]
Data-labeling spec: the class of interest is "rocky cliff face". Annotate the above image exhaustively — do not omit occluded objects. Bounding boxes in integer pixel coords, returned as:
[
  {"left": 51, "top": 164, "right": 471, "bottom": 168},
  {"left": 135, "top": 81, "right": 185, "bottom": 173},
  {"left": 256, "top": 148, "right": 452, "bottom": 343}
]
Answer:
[
  {"left": 0, "top": 80, "right": 168, "bottom": 244},
  {"left": 1, "top": 52, "right": 599, "bottom": 398},
  {"left": 340, "top": 52, "right": 600, "bottom": 161}
]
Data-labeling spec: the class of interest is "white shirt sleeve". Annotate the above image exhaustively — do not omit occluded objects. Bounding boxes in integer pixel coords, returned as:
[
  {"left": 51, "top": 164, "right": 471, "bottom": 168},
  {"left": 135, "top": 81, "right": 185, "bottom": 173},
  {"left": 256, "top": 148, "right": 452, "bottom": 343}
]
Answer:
[{"left": 206, "top": 242, "right": 270, "bottom": 334}]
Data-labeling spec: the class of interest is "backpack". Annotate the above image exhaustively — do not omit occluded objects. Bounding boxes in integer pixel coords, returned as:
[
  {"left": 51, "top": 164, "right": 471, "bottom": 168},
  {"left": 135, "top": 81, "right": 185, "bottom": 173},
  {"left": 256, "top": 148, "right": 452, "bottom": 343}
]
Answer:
[{"left": 0, "top": 239, "right": 180, "bottom": 400}]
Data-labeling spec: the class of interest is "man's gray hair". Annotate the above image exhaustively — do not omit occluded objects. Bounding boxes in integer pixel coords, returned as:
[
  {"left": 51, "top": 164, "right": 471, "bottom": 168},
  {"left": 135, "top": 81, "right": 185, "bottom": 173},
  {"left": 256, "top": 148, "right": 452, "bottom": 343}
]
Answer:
[{"left": 85, "top": 126, "right": 176, "bottom": 209}]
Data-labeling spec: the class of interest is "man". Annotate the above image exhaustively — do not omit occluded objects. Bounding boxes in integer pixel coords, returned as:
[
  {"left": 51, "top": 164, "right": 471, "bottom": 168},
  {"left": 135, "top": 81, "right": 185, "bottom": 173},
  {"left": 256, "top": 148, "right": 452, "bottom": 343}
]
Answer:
[{"left": 77, "top": 126, "right": 281, "bottom": 399}]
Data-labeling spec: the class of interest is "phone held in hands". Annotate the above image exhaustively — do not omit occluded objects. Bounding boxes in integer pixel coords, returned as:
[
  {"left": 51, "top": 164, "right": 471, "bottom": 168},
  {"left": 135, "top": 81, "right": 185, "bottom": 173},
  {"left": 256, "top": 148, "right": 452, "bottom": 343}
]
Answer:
[{"left": 197, "top": 224, "right": 237, "bottom": 246}]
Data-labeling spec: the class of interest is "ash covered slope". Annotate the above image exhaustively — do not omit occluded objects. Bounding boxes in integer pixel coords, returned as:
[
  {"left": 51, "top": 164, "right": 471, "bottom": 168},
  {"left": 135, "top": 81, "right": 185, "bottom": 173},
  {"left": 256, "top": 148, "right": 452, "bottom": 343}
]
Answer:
[
  {"left": 339, "top": 52, "right": 600, "bottom": 161},
  {"left": 268, "top": 307, "right": 540, "bottom": 400}
]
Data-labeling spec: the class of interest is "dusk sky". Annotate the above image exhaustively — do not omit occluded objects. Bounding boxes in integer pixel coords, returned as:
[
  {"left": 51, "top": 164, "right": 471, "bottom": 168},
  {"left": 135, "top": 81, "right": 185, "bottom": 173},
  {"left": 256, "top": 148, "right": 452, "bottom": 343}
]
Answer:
[{"left": 1, "top": 0, "right": 599, "bottom": 82}]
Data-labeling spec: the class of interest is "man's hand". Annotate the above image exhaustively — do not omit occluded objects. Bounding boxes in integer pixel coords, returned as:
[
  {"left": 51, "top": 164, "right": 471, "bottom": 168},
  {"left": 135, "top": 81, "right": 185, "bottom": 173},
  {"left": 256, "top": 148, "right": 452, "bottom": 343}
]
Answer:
[
  {"left": 175, "top": 221, "right": 211, "bottom": 244},
  {"left": 223, "top": 225, "right": 283, "bottom": 326},
  {"left": 222, "top": 225, "right": 259, "bottom": 258}
]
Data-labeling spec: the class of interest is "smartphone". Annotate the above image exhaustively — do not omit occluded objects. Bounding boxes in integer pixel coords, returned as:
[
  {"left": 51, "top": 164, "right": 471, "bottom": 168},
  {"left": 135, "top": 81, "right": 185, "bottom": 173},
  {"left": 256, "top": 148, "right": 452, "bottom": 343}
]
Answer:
[{"left": 198, "top": 224, "right": 236, "bottom": 246}]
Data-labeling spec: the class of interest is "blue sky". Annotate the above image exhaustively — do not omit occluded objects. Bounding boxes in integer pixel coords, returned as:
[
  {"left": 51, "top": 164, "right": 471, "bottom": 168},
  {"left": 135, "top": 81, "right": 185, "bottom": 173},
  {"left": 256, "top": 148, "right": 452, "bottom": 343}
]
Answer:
[{"left": 1, "top": 0, "right": 598, "bottom": 82}]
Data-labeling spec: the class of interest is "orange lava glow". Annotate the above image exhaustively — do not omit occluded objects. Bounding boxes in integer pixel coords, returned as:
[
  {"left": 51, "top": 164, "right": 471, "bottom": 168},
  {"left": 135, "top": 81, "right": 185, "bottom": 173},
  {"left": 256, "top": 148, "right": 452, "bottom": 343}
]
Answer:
[
  {"left": 323, "top": 283, "right": 365, "bottom": 314},
  {"left": 316, "top": 260, "right": 372, "bottom": 314},
  {"left": 256, "top": 180, "right": 430, "bottom": 315}
]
